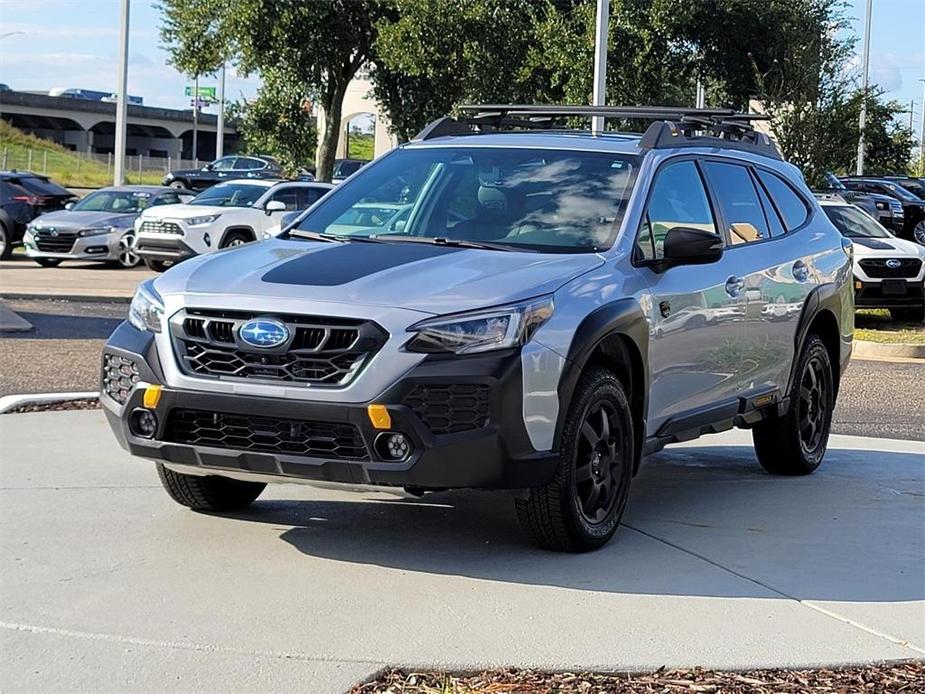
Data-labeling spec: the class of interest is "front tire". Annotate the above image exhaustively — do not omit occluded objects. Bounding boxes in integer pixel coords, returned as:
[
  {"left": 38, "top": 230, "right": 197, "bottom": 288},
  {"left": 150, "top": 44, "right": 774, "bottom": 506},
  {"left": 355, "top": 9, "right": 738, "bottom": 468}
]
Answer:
[
  {"left": 143, "top": 258, "right": 172, "bottom": 272},
  {"left": 113, "top": 232, "right": 140, "bottom": 268},
  {"left": 156, "top": 464, "right": 266, "bottom": 511},
  {"left": 168, "top": 179, "right": 188, "bottom": 190},
  {"left": 220, "top": 230, "right": 252, "bottom": 248},
  {"left": 34, "top": 258, "right": 62, "bottom": 268},
  {"left": 515, "top": 366, "right": 635, "bottom": 552},
  {"left": 752, "top": 334, "right": 834, "bottom": 475}
]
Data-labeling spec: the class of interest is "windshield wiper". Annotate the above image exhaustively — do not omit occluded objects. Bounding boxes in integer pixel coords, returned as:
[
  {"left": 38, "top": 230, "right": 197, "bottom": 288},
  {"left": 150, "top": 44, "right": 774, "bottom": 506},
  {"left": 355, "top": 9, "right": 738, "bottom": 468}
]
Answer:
[
  {"left": 289, "top": 230, "right": 387, "bottom": 244},
  {"left": 370, "top": 235, "right": 530, "bottom": 252}
]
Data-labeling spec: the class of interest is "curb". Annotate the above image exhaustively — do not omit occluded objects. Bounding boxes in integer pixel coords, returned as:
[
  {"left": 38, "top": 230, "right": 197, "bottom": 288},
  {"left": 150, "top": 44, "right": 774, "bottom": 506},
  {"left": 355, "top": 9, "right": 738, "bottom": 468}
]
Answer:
[
  {"left": 0, "top": 293, "right": 132, "bottom": 304},
  {"left": 0, "top": 392, "right": 100, "bottom": 414},
  {"left": 854, "top": 339, "right": 925, "bottom": 360}
]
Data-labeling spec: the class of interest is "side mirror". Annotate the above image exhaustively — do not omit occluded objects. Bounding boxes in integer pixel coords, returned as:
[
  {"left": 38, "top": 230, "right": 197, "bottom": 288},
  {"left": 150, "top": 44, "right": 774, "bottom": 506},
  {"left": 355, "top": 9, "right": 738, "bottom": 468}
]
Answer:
[
  {"left": 265, "top": 200, "right": 286, "bottom": 215},
  {"left": 64, "top": 201, "right": 75, "bottom": 210},
  {"left": 657, "top": 226, "right": 724, "bottom": 271}
]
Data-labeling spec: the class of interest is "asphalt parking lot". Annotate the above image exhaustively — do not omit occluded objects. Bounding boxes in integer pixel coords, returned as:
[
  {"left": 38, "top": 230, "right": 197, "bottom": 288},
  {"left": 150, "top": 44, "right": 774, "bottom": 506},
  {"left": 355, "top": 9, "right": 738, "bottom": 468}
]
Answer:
[{"left": 1, "top": 413, "right": 922, "bottom": 692}]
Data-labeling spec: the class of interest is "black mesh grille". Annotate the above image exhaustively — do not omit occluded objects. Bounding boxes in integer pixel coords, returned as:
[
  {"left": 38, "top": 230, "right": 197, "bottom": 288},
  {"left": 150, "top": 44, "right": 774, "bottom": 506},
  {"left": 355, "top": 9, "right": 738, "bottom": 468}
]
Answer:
[
  {"left": 102, "top": 353, "right": 140, "bottom": 404},
  {"left": 403, "top": 384, "right": 491, "bottom": 435},
  {"left": 164, "top": 409, "right": 369, "bottom": 460},
  {"left": 34, "top": 232, "right": 77, "bottom": 252},
  {"left": 859, "top": 258, "right": 922, "bottom": 278}
]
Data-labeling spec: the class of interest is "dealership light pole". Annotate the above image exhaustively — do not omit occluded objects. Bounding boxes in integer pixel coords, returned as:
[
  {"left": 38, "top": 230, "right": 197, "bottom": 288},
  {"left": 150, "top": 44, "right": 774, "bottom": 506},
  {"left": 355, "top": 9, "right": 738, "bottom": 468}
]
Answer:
[
  {"left": 920, "top": 80, "right": 925, "bottom": 176},
  {"left": 856, "top": 0, "right": 872, "bottom": 175},
  {"left": 113, "top": 0, "right": 130, "bottom": 185},
  {"left": 591, "top": 0, "right": 610, "bottom": 134},
  {"left": 215, "top": 64, "right": 226, "bottom": 159}
]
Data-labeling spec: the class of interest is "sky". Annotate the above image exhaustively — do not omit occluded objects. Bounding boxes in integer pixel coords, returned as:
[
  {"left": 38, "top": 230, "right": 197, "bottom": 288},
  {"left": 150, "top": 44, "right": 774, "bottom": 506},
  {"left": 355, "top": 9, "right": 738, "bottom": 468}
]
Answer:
[{"left": 0, "top": 0, "right": 923, "bottom": 128}]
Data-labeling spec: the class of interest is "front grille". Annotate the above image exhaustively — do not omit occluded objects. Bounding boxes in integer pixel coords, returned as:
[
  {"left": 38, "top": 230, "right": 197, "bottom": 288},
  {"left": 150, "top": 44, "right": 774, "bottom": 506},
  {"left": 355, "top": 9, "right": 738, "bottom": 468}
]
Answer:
[
  {"left": 171, "top": 310, "right": 386, "bottom": 386},
  {"left": 164, "top": 408, "right": 369, "bottom": 460},
  {"left": 102, "top": 353, "right": 140, "bottom": 404},
  {"left": 402, "top": 384, "right": 491, "bottom": 435},
  {"left": 859, "top": 258, "right": 922, "bottom": 278},
  {"left": 140, "top": 220, "right": 183, "bottom": 235},
  {"left": 34, "top": 231, "right": 77, "bottom": 252}
]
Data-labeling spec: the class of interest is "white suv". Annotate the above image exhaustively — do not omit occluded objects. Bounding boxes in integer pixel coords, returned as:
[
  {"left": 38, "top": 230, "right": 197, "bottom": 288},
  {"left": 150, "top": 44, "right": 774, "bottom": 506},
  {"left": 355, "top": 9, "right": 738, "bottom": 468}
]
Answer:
[{"left": 134, "top": 180, "right": 333, "bottom": 271}]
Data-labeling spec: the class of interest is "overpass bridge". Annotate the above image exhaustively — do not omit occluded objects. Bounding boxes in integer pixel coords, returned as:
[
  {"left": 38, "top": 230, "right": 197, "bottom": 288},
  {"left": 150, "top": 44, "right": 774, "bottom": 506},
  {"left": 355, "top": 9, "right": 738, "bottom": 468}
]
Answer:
[{"left": 0, "top": 90, "right": 237, "bottom": 161}]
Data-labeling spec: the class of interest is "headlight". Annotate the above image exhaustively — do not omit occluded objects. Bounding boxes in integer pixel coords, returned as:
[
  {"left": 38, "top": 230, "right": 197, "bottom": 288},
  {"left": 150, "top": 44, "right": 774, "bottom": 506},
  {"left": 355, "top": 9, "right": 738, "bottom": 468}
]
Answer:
[
  {"left": 79, "top": 226, "right": 114, "bottom": 237},
  {"left": 128, "top": 280, "right": 164, "bottom": 333},
  {"left": 405, "top": 296, "right": 554, "bottom": 355},
  {"left": 187, "top": 214, "right": 220, "bottom": 226},
  {"left": 875, "top": 201, "right": 887, "bottom": 210}
]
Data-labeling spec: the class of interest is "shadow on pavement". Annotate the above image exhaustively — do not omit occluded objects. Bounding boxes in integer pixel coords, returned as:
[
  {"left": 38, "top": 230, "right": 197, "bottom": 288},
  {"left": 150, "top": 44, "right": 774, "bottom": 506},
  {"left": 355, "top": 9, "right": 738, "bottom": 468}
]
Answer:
[
  {"left": 217, "top": 444, "right": 924, "bottom": 603},
  {"left": 1, "top": 311, "right": 121, "bottom": 339}
]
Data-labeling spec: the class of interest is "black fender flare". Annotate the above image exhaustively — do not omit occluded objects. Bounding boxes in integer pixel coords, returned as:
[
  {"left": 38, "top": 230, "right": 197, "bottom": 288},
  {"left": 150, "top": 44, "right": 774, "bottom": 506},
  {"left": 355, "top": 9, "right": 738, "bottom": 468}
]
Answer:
[
  {"left": 553, "top": 298, "right": 650, "bottom": 465},
  {"left": 218, "top": 226, "right": 257, "bottom": 248},
  {"left": 786, "top": 282, "right": 848, "bottom": 401}
]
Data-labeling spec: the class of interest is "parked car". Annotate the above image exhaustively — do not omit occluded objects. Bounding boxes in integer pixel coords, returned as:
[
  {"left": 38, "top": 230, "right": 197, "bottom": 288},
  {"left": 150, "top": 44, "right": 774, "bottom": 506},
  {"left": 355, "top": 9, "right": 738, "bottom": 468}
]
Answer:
[
  {"left": 162, "top": 155, "right": 284, "bottom": 191},
  {"left": 818, "top": 196, "right": 924, "bottom": 323},
  {"left": 103, "top": 105, "right": 852, "bottom": 552},
  {"left": 0, "top": 170, "right": 76, "bottom": 218},
  {"left": 0, "top": 179, "right": 37, "bottom": 259},
  {"left": 134, "top": 179, "right": 333, "bottom": 271},
  {"left": 839, "top": 176, "right": 925, "bottom": 244},
  {"left": 21, "top": 186, "right": 194, "bottom": 268},
  {"left": 818, "top": 173, "right": 903, "bottom": 232},
  {"left": 881, "top": 175, "right": 925, "bottom": 200},
  {"left": 332, "top": 158, "right": 367, "bottom": 183},
  {"left": 261, "top": 186, "right": 336, "bottom": 239}
]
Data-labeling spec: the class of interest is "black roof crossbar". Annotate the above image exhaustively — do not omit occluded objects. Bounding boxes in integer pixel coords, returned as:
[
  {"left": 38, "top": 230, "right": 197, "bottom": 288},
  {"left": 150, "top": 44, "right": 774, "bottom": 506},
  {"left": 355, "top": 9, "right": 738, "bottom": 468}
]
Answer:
[{"left": 412, "top": 104, "right": 780, "bottom": 160}]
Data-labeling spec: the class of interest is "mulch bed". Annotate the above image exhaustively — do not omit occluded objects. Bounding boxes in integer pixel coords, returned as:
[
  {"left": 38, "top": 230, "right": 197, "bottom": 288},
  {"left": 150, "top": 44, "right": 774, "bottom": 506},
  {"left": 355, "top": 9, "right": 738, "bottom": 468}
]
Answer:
[
  {"left": 4, "top": 398, "right": 100, "bottom": 414},
  {"left": 353, "top": 662, "right": 924, "bottom": 693}
]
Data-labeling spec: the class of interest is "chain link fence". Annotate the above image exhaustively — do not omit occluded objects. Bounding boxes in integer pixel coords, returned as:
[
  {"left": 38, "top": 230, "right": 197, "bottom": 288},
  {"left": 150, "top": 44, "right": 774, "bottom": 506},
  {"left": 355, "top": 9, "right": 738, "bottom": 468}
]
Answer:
[{"left": 0, "top": 147, "right": 201, "bottom": 188}]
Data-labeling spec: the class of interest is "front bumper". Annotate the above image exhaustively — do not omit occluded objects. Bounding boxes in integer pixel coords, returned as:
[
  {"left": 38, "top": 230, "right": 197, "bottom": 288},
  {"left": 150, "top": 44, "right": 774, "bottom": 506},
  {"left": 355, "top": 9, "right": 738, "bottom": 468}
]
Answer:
[
  {"left": 23, "top": 231, "right": 122, "bottom": 261},
  {"left": 101, "top": 322, "right": 557, "bottom": 490},
  {"left": 854, "top": 279, "right": 925, "bottom": 308},
  {"left": 135, "top": 235, "right": 197, "bottom": 261}
]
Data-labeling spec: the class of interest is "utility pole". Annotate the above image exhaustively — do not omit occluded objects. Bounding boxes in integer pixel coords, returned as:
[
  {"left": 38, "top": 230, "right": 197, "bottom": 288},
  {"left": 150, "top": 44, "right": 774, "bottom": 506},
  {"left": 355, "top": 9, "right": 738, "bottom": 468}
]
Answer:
[
  {"left": 920, "top": 80, "right": 925, "bottom": 177},
  {"left": 856, "top": 0, "right": 872, "bottom": 175},
  {"left": 591, "top": 0, "right": 609, "bottom": 134},
  {"left": 215, "top": 64, "right": 226, "bottom": 159},
  {"left": 113, "top": 0, "right": 130, "bottom": 185},
  {"left": 192, "top": 74, "right": 199, "bottom": 164}
]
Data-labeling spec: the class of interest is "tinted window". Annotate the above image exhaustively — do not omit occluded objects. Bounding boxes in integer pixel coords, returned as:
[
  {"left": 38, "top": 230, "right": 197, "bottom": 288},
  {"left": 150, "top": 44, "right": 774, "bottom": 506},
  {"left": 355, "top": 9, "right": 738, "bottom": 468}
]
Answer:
[
  {"left": 299, "top": 187, "right": 327, "bottom": 207},
  {"left": 237, "top": 158, "right": 264, "bottom": 171},
  {"left": 270, "top": 187, "right": 300, "bottom": 211},
  {"left": 702, "top": 161, "right": 768, "bottom": 245},
  {"left": 294, "top": 147, "right": 639, "bottom": 252},
  {"left": 756, "top": 170, "right": 808, "bottom": 230},
  {"left": 190, "top": 183, "right": 266, "bottom": 207},
  {"left": 14, "top": 176, "right": 71, "bottom": 197},
  {"left": 151, "top": 192, "right": 181, "bottom": 206},
  {"left": 637, "top": 160, "right": 716, "bottom": 261},
  {"left": 822, "top": 204, "right": 891, "bottom": 239},
  {"left": 211, "top": 157, "right": 238, "bottom": 171},
  {"left": 752, "top": 173, "right": 786, "bottom": 238}
]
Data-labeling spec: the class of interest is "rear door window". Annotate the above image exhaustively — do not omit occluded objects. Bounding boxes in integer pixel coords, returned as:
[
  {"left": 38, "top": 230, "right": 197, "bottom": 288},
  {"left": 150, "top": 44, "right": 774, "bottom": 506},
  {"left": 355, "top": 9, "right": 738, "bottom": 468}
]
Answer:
[
  {"left": 14, "top": 176, "right": 71, "bottom": 197},
  {"left": 702, "top": 161, "right": 769, "bottom": 245},
  {"left": 755, "top": 170, "right": 809, "bottom": 231}
]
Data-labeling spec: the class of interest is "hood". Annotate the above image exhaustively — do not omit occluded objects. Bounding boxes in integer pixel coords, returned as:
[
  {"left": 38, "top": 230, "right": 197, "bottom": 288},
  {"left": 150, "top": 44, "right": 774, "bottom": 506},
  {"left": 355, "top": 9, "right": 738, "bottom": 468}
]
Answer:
[
  {"left": 851, "top": 235, "right": 924, "bottom": 257},
  {"left": 154, "top": 239, "right": 605, "bottom": 315},
  {"left": 140, "top": 203, "right": 235, "bottom": 220},
  {"left": 30, "top": 209, "right": 136, "bottom": 230}
]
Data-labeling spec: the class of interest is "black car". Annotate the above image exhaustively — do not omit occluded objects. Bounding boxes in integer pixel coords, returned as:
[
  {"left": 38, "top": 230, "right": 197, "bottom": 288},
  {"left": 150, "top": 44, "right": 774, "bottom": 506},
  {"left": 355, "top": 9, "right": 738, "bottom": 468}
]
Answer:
[
  {"left": 839, "top": 176, "right": 925, "bottom": 245},
  {"left": 882, "top": 175, "right": 925, "bottom": 200},
  {"left": 0, "top": 172, "right": 77, "bottom": 259},
  {"left": 162, "top": 155, "right": 284, "bottom": 191},
  {"left": 819, "top": 173, "right": 903, "bottom": 232}
]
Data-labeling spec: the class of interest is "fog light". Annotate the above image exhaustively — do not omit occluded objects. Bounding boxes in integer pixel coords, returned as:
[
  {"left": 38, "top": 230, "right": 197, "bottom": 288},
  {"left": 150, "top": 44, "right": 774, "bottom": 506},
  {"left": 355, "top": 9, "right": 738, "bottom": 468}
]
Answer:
[
  {"left": 129, "top": 408, "right": 158, "bottom": 438},
  {"left": 375, "top": 432, "right": 413, "bottom": 462}
]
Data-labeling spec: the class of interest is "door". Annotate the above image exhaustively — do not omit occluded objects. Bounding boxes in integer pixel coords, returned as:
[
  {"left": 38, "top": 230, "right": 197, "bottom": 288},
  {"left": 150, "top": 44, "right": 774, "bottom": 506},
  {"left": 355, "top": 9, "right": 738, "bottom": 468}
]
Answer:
[
  {"left": 211, "top": 156, "right": 238, "bottom": 182},
  {"left": 700, "top": 161, "right": 813, "bottom": 399},
  {"left": 636, "top": 159, "right": 745, "bottom": 434}
]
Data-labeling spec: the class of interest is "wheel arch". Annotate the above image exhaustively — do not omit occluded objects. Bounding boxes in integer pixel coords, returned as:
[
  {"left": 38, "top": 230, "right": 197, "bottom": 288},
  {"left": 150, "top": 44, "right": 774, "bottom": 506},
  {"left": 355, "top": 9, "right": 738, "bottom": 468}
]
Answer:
[
  {"left": 554, "top": 298, "right": 649, "bottom": 473},
  {"left": 789, "top": 283, "right": 849, "bottom": 399},
  {"left": 219, "top": 226, "right": 257, "bottom": 247}
]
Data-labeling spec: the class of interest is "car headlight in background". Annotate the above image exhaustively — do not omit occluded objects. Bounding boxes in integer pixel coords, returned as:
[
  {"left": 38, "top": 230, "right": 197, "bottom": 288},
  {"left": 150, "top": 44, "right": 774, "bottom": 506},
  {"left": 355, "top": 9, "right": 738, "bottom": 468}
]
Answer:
[
  {"left": 405, "top": 296, "right": 554, "bottom": 355},
  {"left": 128, "top": 280, "right": 164, "bottom": 333},
  {"left": 187, "top": 214, "right": 220, "bottom": 226},
  {"left": 875, "top": 201, "right": 887, "bottom": 210},
  {"left": 79, "top": 226, "right": 115, "bottom": 237}
]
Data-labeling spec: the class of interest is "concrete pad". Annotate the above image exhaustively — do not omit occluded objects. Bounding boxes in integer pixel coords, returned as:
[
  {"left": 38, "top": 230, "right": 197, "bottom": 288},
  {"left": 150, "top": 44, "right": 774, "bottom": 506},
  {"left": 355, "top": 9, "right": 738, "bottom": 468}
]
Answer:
[
  {"left": 1, "top": 411, "right": 922, "bottom": 693},
  {"left": 0, "top": 301, "right": 33, "bottom": 332},
  {"left": 0, "top": 258, "right": 151, "bottom": 300}
]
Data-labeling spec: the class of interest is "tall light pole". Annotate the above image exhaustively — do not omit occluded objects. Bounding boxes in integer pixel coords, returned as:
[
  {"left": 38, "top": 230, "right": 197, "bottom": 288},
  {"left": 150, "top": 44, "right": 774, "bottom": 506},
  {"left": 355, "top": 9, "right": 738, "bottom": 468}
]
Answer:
[
  {"left": 856, "top": 0, "right": 872, "bottom": 175},
  {"left": 215, "top": 63, "right": 226, "bottom": 159},
  {"left": 919, "top": 80, "right": 925, "bottom": 177},
  {"left": 113, "top": 0, "right": 130, "bottom": 185},
  {"left": 591, "top": 0, "right": 609, "bottom": 134}
]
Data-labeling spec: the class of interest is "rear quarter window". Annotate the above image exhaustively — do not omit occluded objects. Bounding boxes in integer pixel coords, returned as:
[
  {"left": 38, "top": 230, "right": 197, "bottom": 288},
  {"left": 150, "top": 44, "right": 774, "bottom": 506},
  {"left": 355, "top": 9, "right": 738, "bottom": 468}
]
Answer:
[
  {"left": 755, "top": 170, "right": 809, "bottom": 231},
  {"left": 15, "top": 176, "right": 72, "bottom": 197}
]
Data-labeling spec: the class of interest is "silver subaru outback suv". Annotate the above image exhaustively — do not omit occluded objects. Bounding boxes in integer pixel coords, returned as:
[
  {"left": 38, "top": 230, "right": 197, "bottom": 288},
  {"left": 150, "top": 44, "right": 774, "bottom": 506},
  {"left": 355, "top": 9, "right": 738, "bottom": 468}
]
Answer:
[{"left": 102, "top": 106, "right": 853, "bottom": 552}]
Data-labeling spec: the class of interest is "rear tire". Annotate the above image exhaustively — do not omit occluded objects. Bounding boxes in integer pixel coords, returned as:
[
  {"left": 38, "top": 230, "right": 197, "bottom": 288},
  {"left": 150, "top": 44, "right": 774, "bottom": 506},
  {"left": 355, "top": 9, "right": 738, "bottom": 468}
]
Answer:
[
  {"left": 168, "top": 180, "right": 188, "bottom": 190},
  {"left": 0, "top": 223, "right": 12, "bottom": 260},
  {"left": 752, "top": 334, "right": 833, "bottom": 475},
  {"left": 156, "top": 464, "right": 266, "bottom": 512},
  {"left": 34, "top": 258, "right": 62, "bottom": 268},
  {"left": 143, "top": 258, "right": 172, "bottom": 272},
  {"left": 515, "top": 366, "right": 634, "bottom": 552}
]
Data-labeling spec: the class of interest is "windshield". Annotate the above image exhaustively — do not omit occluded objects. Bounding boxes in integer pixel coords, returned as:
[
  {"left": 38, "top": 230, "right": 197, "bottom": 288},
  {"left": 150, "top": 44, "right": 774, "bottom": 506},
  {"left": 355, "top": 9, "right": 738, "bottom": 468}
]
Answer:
[
  {"left": 190, "top": 183, "right": 266, "bottom": 207},
  {"left": 896, "top": 179, "right": 925, "bottom": 198},
  {"left": 822, "top": 204, "right": 891, "bottom": 238},
  {"left": 72, "top": 189, "right": 152, "bottom": 213},
  {"left": 291, "top": 147, "right": 639, "bottom": 252},
  {"left": 879, "top": 181, "right": 922, "bottom": 202}
]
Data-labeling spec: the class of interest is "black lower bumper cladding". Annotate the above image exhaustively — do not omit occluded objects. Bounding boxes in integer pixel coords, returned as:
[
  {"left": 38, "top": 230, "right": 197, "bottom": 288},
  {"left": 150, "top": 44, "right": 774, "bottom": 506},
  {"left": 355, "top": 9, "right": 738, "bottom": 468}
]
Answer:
[{"left": 101, "top": 321, "right": 558, "bottom": 490}]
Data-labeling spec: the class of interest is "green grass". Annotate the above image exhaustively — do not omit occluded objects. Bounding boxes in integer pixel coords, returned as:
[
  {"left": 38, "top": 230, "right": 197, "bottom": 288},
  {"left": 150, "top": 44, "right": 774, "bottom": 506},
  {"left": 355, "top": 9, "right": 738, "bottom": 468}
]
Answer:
[
  {"left": 347, "top": 132, "right": 374, "bottom": 161},
  {"left": 0, "top": 120, "right": 163, "bottom": 187},
  {"left": 855, "top": 309, "right": 925, "bottom": 343}
]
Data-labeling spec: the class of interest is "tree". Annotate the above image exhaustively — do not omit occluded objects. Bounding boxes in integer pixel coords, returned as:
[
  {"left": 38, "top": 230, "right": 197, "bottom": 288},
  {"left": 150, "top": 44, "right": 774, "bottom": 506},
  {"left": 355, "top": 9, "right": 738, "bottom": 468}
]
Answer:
[{"left": 229, "top": 68, "right": 318, "bottom": 175}]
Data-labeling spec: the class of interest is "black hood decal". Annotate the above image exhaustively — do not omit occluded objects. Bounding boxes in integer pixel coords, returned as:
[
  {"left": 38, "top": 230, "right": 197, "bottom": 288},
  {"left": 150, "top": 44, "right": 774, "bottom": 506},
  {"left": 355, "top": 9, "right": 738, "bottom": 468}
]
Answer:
[
  {"left": 261, "top": 242, "right": 463, "bottom": 286},
  {"left": 851, "top": 237, "right": 896, "bottom": 250}
]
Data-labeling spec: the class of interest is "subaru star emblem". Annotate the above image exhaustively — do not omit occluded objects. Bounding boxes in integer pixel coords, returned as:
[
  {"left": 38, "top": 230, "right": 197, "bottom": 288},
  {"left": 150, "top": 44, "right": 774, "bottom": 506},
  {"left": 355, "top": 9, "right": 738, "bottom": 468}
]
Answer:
[
  {"left": 239, "top": 319, "right": 289, "bottom": 348},
  {"left": 885, "top": 258, "right": 902, "bottom": 269}
]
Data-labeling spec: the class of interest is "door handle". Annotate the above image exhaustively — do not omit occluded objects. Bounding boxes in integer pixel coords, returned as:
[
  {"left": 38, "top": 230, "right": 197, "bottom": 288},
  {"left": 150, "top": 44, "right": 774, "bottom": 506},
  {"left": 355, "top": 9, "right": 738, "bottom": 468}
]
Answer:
[
  {"left": 725, "top": 275, "right": 745, "bottom": 297},
  {"left": 792, "top": 260, "right": 809, "bottom": 282}
]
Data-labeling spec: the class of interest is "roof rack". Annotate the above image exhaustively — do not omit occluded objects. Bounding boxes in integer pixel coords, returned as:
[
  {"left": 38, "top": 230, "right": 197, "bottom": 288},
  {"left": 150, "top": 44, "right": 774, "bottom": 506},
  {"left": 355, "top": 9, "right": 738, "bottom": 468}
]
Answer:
[{"left": 413, "top": 104, "right": 781, "bottom": 160}]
